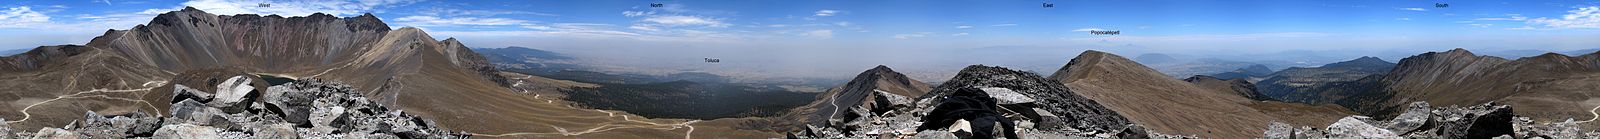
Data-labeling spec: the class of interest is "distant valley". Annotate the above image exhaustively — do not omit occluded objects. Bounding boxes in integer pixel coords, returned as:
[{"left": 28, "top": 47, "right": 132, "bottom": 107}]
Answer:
[{"left": 474, "top": 46, "right": 827, "bottom": 119}]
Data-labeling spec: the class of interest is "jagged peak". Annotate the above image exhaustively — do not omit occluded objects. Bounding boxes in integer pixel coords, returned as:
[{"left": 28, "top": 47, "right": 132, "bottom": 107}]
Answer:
[
  {"left": 356, "top": 13, "right": 378, "bottom": 18},
  {"left": 308, "top": 12, "right": 333, "bottom": 18},
  {"left": 1443, "top": 48, "right": 1475, "bottom": 56},
  {"left": 958, "top": 64, "right": 1016, "bottom": 74},
  {"left": 159, "top": 6, "right": 212, "bottom": 17},
  {"left": 864, "top": 65, "right": 895, "bottom": 74},
  {"left": 848, "top": 65, "right": 915, "bottom": 87},
  {"left": 180, "top": 6, "right": 201, "bottom": 12},
  {"left": 147, "top": 8, "right": 390, "bottom": 30},
  {"left": 1053, "top": 50, "right": 1159, "bottom": 82},
  {"left": 1408, "top": 48, "right": 1496, "bottom": 61}
]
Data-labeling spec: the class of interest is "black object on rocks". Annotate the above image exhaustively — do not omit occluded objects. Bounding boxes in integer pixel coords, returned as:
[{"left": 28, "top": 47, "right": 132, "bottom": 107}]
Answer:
[{"left": 918, "top": 87, "right": 1019, "bottom": 139}]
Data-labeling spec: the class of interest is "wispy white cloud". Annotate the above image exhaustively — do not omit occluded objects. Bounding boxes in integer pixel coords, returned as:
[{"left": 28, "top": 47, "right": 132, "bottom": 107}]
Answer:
[
  {"left": 628, "top": 24, "right": 660, "bottom": 31},
  {"left": 394, "top": 16, "right": 529, "bottom": 26},
  {"left": 814, "top": 10, "right": 839, "bottom": 17},
  {"left": 0, "top": 6, "right": 50, "bottom": 29},
  {"left": 1468, "top": 24, "right": 1493, "bottom": 28},
  {"left": 1527, "top": 6, "right": 1600, "bottom": 29},
  {"left": 1399, "top": 8, "right": 1427, "bottom": 11},
  {"left": 799, "top": 30, "right": 833, "bottom": 39},
  {"left": 955, "top": 25, "right": 973, "bottom": 29},
  {"left": 834, "top": 22, "right": 851, "bottom": 26},
  {"left": 1474, "top": 14, "right": 1527, "bottom": 21},
  {"left": 950, "top": 32, "right": 969, "bottom": 36},
  {"left": 623, "top": 11, "right": 653, "bottom": 17},
  {"left": 1395, "top": 18, "right": 1411, "bottom": 21},
  {"left": 891, "top": 32, "right": 932, "bottom": 39},
  {"left": 1068, "top": 32, "right": 1330, "bottom": 42},
  {"left": 642, "top": 15, "right": 729, "bottom": 27},
  {"left": 1071, "top": 28, "right": 1105, "bottom": 32},
  {"left": 510, "top": 23, "right": 645, "bottom": 39},
  {"left": 420, "top": 8, "right": 557, "bottom": 17}
]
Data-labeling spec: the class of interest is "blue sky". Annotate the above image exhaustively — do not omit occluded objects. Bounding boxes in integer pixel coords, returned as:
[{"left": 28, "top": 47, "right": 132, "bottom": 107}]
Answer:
[{"left": 2, "top": 0, "right": 1597, "bottom": 80}]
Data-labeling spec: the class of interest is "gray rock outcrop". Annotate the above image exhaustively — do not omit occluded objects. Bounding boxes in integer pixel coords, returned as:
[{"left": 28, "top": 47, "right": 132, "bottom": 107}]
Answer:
[
  {"left": 1, "top": 78, "right": 467, "bottom": 138},
  {"left": 789, "top": 65, "right": 1183, "bottom": 139},
  {"left": 1264, "top": 102, "right": 1588, "bottom": 139}
]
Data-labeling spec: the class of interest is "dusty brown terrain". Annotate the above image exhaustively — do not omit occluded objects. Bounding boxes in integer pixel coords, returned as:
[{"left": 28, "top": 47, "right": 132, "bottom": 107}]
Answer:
[
  {"left": 1050, "top": 50, "right": 1351, "bottom": 139},
  {"left": 1244, "top": 101, "right": 1358, "bottom": 126},
  {"left": 1187, "top": 74, "right": 1357, "bottom": 127},
  {"left": 0, "top": 45, "right": 172, "bottom": 130}
]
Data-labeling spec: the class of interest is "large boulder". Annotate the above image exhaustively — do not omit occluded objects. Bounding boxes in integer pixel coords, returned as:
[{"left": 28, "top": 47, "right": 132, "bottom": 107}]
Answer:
[
  {"left": 151, "top": 124, "right": 220, "bottom": 139},
  {"left": 170, "top": 85, "right": 212, "bottom": 104},
  {"left": 1383, "top": 102, "right": 1430, "bottom": 134},
  {"left": 209, "top": 76, "right": 259, "bottom": 114},
  {"left": 1265, "top": 102, "right": 1528, "bottom": 138},
  {"left": 0, "top": 78, "right": 466, "bottom": 139},
  {"left": 1325, "top": 116, "right": 1398, "bottom": 138},
  {"left": 28, "top": 127, "right": 82, "bottom": 139},
  {"left": 1429, "top": 102, "right": 1514, "bottom": 138}
]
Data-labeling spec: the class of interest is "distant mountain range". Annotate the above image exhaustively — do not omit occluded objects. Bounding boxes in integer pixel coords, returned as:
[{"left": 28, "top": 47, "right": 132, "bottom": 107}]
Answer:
[
  {"left": 1208, "top": 64, "right": 1273, "bottom": 80},
  {"left": 0, "top": 48, "right": 24, "bottom": 56},
  {"left": 1255, "top": 56, "right": 1395, "bottom": 103}
]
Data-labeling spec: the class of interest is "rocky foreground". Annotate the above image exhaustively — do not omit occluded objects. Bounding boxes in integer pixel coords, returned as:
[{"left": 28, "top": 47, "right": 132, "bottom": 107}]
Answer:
[
  {"left": 788, "top": 65, "right": 1600, "bottom": 139},
  {"left": 787, "top": 65, "right": 1190, "bottom": 139},
  {"left": 1266, "top": 102, "right": 1599, "bottom": 139},
  {"left": 0, "top": 76, "right": 465, "bottom": 138}
]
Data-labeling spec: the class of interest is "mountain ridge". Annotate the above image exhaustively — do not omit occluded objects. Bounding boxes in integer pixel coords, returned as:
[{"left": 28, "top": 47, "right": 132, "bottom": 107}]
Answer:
[
  {"left": 1050, "top": 50, "right": 1287, "bottom": 138},
  {"left": 783, "top": 65, "right": 932, "bottom": 129},
  {"left": 0, "top": 7, "right": 782, "bottom": 138}
]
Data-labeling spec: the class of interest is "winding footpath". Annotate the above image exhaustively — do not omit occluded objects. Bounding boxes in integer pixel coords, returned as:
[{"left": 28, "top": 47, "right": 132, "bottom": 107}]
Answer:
[
  {"left": 462, "top": 109, "right": 700, "bottom": 138},
  {"left": 6, "top": 81, "right": 168, "bottom": 124},
  {"left": 826, "top": 89, "right": 843, "bottom": 121},
  {"left": 464, "top": 76, "right": 700, "bottom": 138},
  {"left": 1579, "top": 105, "right": 1600, "bottom": 123},
  {"left": 307, "top": 61, "right": 358, "bottom": 78}
]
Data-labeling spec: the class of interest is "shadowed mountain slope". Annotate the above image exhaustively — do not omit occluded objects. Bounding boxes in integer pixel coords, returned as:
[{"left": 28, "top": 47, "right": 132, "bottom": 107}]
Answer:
[
  {"left": 1346, "top": 49, "right": 1600, "bottom": 127},
  {"left": 782, "top": 65, "right": 932, "bottom": 128}
]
